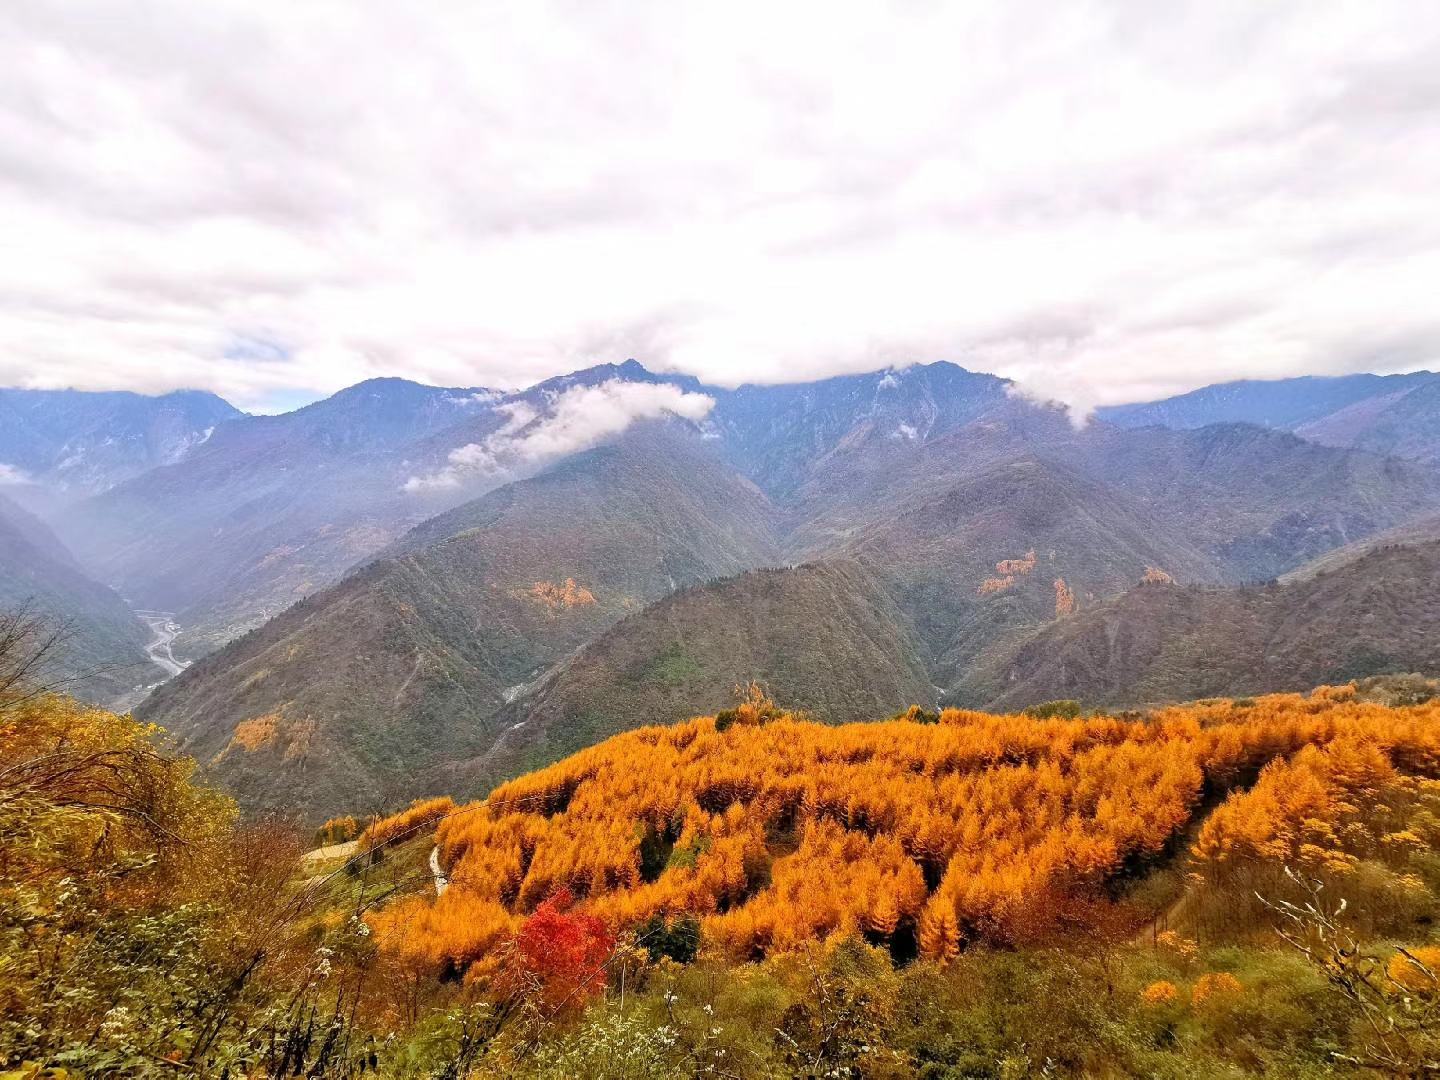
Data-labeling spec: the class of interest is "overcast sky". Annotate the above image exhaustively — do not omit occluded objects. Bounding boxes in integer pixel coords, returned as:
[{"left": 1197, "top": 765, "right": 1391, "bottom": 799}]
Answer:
[{"left": 2, "top": 2, "right": 1438, "bottom": 414}]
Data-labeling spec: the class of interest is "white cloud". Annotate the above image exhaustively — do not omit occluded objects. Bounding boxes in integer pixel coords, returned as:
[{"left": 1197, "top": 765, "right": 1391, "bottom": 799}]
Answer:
[
  {"left": 1, "top": 2, "right": 1439, "bottom": 411},
  {"left": 405, "top": 379, "right": 714, "bottom": 490},
  {"left": 0, "top": 463, "right": 33, "bottom": 485}
]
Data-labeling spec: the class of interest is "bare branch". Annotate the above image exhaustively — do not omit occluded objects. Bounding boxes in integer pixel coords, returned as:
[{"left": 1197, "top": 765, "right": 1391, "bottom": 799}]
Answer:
[{"left": 0, "top": 601, "right": 74, "bottom": 707}]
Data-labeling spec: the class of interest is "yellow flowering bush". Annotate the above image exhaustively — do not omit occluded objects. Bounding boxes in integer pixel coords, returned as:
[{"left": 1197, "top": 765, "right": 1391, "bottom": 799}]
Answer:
[
  {"left": 1141, "top": 980, "right": 1180, "bottom": 1007},
  {"left": 1191, "top": 972, "right": 1243, "bottom": 1008},
  {"left": 1387, "top": 947, "right": 1440, "bottom": 995}
]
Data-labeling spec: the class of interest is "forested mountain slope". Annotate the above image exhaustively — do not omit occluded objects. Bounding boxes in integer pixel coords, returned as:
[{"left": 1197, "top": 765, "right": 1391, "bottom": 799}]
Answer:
[
  {"left": 483, "top": 559, "right": 933, "bottom": 785},
  {"left": 138, "top": 424, "right": 780, "bottom": 818},
  {"left": 839, "top": 458, "right": 1220, "bottom": 688},
  {"left": 955, "top": 539, "right": 1440, "bottom": 710},
  {"left": 405, "top": 686, "right": 1440, "bottom": 976}
]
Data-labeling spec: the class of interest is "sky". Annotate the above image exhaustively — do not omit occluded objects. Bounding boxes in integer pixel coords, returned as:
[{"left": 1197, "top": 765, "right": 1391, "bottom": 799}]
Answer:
[{"left": 1, "top": 2, "right": 1439, "bottom": 415}]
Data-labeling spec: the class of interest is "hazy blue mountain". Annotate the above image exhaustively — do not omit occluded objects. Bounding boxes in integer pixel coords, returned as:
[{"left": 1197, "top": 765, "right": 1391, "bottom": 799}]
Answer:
[
  {"left": 1076, "top": 421, "right": 1440, "bottom": 581},
  {"left": 49, "top": 378, "right": 501, "bottom": 655},
  {"left": 1096, "top": 372, "right": 1434, "bottom": 432},
  {"left": 0, "top": 492, "right": 151, "bottom": 705},
  {"left": 708, "top": 362, "right": 1011, "bottom": 497},
  {"left": 0, "top": 387, "right": 242, "bottom": 500},
  {"left": 1295, "top": 375, "right": 1440, "bottom": 464},
  {"left": 40, "top": 360, "right": 1009, "bottom": 657}
]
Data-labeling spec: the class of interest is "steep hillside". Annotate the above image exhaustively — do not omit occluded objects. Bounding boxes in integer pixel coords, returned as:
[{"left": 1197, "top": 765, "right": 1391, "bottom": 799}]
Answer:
[
  {"left": 1278, "top": 513, "right": 1440, "bottom": 584},
  {"left": 836, "top": 458, "right": 1220, "bottom": 688},
  {"left": 52, "top": 378, "right": 499, "bottom": 653},
  {"left": 137, "top": 424, "right": 780, "bottom": 819},
  {"left": 0, "top": 493, "right": 151, "bottom": 704},
  {"left": 485, "top": 560, "right": 933, "bottom": 782},
  {"left": 955, "top": 539, "right": 1440, "bottom": 710},
  {"left": 0, "top": 386, "right": 242, "bottom": 501},
  {"left": 401, "top": 688, "right": 1440, "bottom": 972}
]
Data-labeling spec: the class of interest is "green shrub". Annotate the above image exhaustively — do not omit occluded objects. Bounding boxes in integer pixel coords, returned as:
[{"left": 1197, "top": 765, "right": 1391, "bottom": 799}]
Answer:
[
  {"left": 639, "top": 914, "right": 702, "bottom": 965},
  {"left": 1025, "top": 699, "right": 1083, "bottom": 719}
]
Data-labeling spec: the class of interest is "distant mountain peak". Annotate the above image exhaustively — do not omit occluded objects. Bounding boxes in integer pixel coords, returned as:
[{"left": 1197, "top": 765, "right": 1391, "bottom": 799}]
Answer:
[{"left": 0, "top": 386, "right": 244, "bottom": 498}]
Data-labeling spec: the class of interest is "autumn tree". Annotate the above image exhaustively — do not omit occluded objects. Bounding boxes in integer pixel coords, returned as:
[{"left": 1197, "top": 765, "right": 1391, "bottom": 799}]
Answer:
[
  {"left": 510, "top": 888, "right": 616, "bottom": 1014},
  {"left": 378, "top": 685, "right": 1440, "bottom": 982}
]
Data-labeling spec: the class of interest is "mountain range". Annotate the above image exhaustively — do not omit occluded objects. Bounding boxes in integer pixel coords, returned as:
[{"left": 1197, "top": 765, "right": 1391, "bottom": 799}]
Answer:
[
  {"left": 0, "top": 387, "right": 241, "bottom": 504},
  {"left": 1097, "top": 369, "right": 1440, "bottom": 463},
  {"left": 5, "top": 362, "right": 1440, "bottom": 819}
]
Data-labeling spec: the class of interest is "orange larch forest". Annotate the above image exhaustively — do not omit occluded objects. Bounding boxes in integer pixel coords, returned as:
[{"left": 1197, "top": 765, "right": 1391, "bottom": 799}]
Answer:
[{"left": 368, "top": 686, "right": 1440, "bottom": 985}]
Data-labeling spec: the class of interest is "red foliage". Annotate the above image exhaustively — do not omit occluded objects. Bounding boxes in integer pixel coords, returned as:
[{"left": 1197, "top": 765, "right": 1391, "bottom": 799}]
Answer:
[{"left": 514, "top": 887, "right": 615, "bottom": 1012}]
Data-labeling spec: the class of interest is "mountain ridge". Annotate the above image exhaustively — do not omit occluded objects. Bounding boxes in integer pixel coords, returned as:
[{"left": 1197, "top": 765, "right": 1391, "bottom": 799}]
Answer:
[{"left": 953, "top": 538, "right": 1440, "bottom": 711}]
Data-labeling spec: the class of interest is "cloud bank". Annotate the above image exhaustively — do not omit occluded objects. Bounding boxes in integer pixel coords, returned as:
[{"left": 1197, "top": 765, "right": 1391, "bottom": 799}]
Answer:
[
  {"left": 405, "top": 379, "right": 714, "bottom": 490},
  {"left": 2, "top": 2, "right": 1439, "bottom": 412}
]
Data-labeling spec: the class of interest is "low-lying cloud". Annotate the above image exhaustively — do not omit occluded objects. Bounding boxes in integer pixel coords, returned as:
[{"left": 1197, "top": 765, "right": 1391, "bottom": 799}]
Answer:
[{"left": 405, "top": 379, "right": 714, "bottom": 491}]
